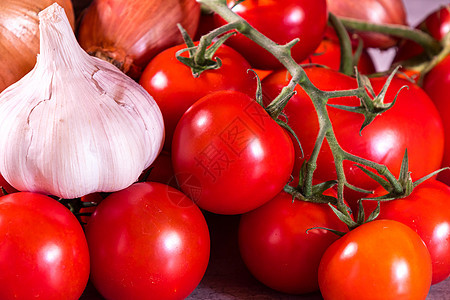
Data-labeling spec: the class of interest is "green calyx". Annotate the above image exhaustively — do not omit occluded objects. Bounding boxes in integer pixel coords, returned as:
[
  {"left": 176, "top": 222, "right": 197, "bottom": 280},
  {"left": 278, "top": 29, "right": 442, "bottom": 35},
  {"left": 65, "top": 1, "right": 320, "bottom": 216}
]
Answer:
[
  {"left": 328, "top": 66, "right": 406, "bottom": 134},
  {"left": 284, "top": 180, "right": 339, "bottom": 206},
  {"left": 359, "top": 149, "right": 450, "bottom": 202},
  {"left": 246, "top": 69, "right": 305, "bottom": 160},
  {"left": 176, "top": 24, "right": 236, "bottom": 77}
]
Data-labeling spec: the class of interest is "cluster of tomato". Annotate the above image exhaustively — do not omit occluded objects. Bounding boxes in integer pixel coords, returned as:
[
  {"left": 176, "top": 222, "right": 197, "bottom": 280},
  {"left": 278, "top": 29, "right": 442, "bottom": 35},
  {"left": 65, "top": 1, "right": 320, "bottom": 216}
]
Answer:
[
  {"left": 0, "top": 0, "right": 449, "bottom": 300},
  {"left": 139, "top": 1, "right": 450, "bottom": 299}
]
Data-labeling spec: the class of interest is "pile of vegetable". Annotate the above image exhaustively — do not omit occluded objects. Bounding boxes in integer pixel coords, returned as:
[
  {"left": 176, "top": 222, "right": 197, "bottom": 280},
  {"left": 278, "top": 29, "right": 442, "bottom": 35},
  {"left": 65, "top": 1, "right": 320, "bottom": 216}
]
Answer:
[{"left": 0, "top": 0, "right": 448, "bottom": 299}]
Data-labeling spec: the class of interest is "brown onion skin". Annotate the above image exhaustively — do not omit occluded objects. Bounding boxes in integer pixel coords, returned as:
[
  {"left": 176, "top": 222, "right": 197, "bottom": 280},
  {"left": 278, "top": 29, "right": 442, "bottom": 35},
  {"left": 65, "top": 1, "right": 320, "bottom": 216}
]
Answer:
[
  {"left": 0, "top": 0, "right": 75, "bottom": 92},
  {"left": 327, "top": 0, "right": 407, "bottom": 49},
  {"left": 77, "top": 0, "right": 201, "bottom": 79}
]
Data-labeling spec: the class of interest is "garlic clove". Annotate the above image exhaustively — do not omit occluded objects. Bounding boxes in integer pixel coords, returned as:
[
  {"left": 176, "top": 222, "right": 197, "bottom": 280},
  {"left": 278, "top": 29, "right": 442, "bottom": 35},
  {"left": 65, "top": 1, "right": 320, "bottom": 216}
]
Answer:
[{"left": 0, "top": 3, "right": 164, "bottom": 199}]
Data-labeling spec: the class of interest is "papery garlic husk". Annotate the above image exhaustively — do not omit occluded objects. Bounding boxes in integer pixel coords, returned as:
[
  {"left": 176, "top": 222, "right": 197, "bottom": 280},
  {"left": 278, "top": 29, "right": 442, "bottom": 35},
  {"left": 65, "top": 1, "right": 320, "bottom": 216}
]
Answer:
[{"left": 0, "top": 3, "right": 164, "bottom": 199}]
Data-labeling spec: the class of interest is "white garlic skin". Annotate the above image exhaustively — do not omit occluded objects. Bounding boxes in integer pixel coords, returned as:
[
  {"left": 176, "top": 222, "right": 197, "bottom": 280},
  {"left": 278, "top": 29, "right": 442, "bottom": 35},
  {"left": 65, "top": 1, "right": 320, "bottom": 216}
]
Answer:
[{"left": 0, "top": 3, "right": 164, "bottom": 198}]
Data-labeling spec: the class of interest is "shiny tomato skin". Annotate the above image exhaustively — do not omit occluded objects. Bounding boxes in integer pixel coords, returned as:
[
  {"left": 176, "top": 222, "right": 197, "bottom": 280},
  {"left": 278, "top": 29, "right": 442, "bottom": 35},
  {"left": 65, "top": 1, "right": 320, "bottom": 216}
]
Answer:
[
  {"left": 367, "top": 179, "right": 450, "bottom": 284},
  {"left": 85, "top": 182, "right": 210, "bottom": 300},
  {"left": 422, "top": 55, "right": 450, "bottom": 185},
  {"left": 238, "top": 190, "right": 348, "bottom": 294},
  {"left": 214, "top": 0, "right": 328, "bottom": 70},
  {"left": 318, "top": 219, "right": 432, "bottom": 300},
  {"left": 139, "top": 42, "right": 256, "bottom": 150},
  {"left": 262, "top": 67, "right": 444, "bottom": 211},
  {"left": 0, "top": 192, "right": 90, "bottom": 300},
  {"left": 172, "top": 90, "right": 294, "bottom": 214}
]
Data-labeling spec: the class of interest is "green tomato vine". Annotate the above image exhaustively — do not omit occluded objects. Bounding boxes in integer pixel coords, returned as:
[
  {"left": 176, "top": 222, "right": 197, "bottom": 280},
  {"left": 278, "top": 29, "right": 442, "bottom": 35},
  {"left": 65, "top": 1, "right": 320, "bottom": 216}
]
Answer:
[{"left": 195, "top": 0, "right": 445, "bottom": 227}]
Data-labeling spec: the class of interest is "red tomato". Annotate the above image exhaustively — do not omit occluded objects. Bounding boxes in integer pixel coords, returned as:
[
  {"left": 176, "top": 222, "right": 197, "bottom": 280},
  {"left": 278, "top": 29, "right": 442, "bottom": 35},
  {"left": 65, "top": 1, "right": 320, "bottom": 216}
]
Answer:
[
  {"left": 172, "top": 90, "right": 294, "bottom": 214},
  {"left": 422, "top": 55, "right": 450, "bottom": 185},
  {"left": 318, "top": 219, "right": 432, "bottom": 300},
  {"left": 301, "top": 38, "right": 376, "bottom": 74},
  {"left": 140, "top": 42, "right": 256, "bottom": 150},
  {"left": 262, "top": 67, "right": 444, "bottom": 212},
  {"left": 213, "top": 0, "right": 328, "bottom": 70},
  {"left": 238, "top": 190, "right": 348, "bottom": 294},
  {"left": 85, "top": 182, "right": 210, "bottom": 300},
  {"left": 364, "top": 179, "right": 450, "bottom": 285},
  {"left": 0, "top": 192, "right": 90, "bottom": 300}
]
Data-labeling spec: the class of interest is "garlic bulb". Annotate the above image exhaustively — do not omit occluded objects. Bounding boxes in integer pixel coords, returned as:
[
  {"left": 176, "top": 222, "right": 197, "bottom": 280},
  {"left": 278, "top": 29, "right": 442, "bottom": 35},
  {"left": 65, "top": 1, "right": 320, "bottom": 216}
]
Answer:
[{"left": 0, "top": 3, "right": 164, "bottom": 198}]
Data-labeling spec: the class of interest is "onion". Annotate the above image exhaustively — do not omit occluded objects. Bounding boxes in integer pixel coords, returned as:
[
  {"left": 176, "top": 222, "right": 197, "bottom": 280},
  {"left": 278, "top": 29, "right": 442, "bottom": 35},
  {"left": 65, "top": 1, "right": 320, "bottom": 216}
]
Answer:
[
  {"left": 0, "top": 0, "right": 75, "bottom": 92},
  {"left": 77, "top": 0, "right": 201, "bottom": 79},
  {"left": 327, "top": 0, "right": 407, "bottom": 49}
]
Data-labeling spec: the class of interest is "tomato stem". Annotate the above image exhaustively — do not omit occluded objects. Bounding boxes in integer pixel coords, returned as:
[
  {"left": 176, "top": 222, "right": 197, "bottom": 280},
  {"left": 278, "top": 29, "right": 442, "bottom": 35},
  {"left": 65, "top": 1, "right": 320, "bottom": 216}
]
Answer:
[
  {"left": 338, "top": 17, "right": 442, "bottom": 57},
  {"left": 199, "top": 0, "right": 405, "bottom": 216},
  {"left": 328, "top": 13, "right": 354, "bottom": 76},
  {"left": 194, "top": 21, "right": 240, "bottom": 65},
  {"left": 395, "top": 31, "right": 450, "bottom": 85}
]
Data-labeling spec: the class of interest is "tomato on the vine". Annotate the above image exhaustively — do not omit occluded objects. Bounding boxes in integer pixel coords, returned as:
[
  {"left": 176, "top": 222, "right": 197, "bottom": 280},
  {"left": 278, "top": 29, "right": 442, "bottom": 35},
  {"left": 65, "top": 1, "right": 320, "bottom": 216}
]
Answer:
[
  {"left": 0, "top": 192, "right": 90, "bottom": 300},
  {"left": 262, "top": 67, "right": 444, "bottom": 211},
  {"left": 139, "top": 42, "right": 256, "bottom": 150},
  {"left": 238, "top": 190, "right": 348, "bottom": 294},
  {"left": 318, "top": 219, "right": 432, "bottom": 300},
  {"left": 365, "top": 179, "right": 450, "bottom": 285},
  {"left": 213, "top": 0, "right": 328, "bottom": 70},
  {"left": 172, "top": 90, "right": 294, "bottom": 214},
  {"left": 85, "top": 182, "right": 210, "bottom": 300}
]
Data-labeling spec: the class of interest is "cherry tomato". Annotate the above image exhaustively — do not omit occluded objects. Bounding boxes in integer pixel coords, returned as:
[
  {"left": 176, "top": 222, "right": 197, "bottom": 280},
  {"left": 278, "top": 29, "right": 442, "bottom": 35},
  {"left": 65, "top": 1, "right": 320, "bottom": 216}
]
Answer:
[
  {"left": 238, "top": 190, "right": 348, "bottom": 294},
  {"left": 85, "top": 182, "right": 210, "bottom": 300},
  {"left": 318, "top": 219, "right": 432, "bottom": 300},
  {"left": 262, "top": 67, "right": 444, "bottom": 211},
  {"left": 172, "top": 90, "right": 294, "bottom": 214},
  {"left": 140, "top": 42, "right": 256, "bottom": 150},
  {"left": 422, "top": 55, "right": 450, "bottom": 185},
  {"left": 0, "top": 192, "right": 90, "bottom": 300},
  {"left": 214, "top": 0, "right": 328, "bottom": 70},
  {"left": 364, "top": 179, "right": 450, "bottom": 284}
]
